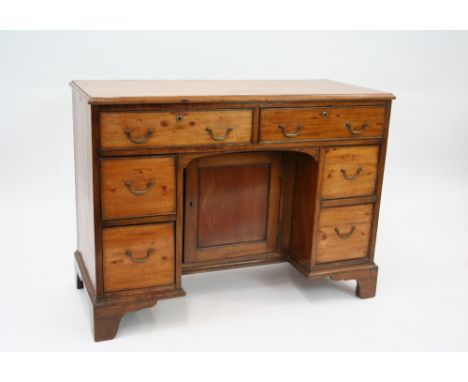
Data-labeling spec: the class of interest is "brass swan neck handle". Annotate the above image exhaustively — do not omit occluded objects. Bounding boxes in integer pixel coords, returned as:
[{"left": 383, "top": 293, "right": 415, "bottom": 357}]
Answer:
[
  {"left": 205, "top": 127, "right": 233, "bottom": 141},
  {"left": 125, "top": 248, "right": 154, "bottom": 263},
  {"left": 334, "top": 226, "right": 356, "bottom": 239},
  {"left": 340, "top": 166, "right": 363, "bottom": 181},
  {"left": 124, "top": 179, "right": 154, "bottom": 196},
  {"left": 278, "top": 124, "right": 304, "bottom": 138},
  {"left": 345, "top": 122, "right": 368, "bottom": 135},
  {"left": 124, "top": 128, "right": 154, "bottom": 144}
]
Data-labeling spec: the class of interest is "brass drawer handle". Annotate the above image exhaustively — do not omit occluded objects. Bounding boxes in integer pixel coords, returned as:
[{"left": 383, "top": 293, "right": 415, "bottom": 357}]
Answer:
[
  {"left": 340, "top": 166, "right": 363, "bottom": 181},
  {"left": 334, "top": 226, "right": 356, "bottom": 239},
  {"left": 278, "top": 124, "right": 304, "bottom": 138},
  {"left": 125, "top": 248, "right": 154, "bottom": 263},
  {"left": 124, "top": 179, "right": 154, "bottom": 196},
  {"left": 205, "top": 127, "right": 233, "bottom": 141},
  {"left": 123, "top": 128, "right": 154, "bottom": 144},
  {"left": 345, "top": 122, "right": 368, "bottom": 135}
]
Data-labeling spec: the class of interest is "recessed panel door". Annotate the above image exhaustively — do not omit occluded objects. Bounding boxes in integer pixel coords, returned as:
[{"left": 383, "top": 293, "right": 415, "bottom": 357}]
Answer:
[{"left": 184, "top": 152, "right": 281, "bottom": 264}]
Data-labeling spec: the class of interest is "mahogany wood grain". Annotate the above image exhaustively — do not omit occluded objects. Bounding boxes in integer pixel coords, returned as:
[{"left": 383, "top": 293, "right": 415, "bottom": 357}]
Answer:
[
  {"left": 71, "top": 80, "right": 395, "bottom": 104},
  {"left": 102, "top": 223, "right": 175, "bottom": 292},
  {"left": 73, "top": 92, "right": 97, "bottom": 290},
  {"left": 101, "top": 156, "right": 176, "bottom": 219},
  {"left": 289, "top": 153, "right": 319, "bottom": 269},
  {"left": 277, "top": 152, "right": 297, "bottom": 253},
  {"left": 174, "top": 154, "right": 184, "bottom": 290},
  {"left": 100, "top": 110, "right": 253, "bottom": 149},
  {"left": 101, "top": 214, "right": 176, "bottom": 228},
  {"left": 183, "top": 252, "right": 286, "bottom": 274},
  {"left": 316, "top": 204, "right": 373, "bottom": 263},
  {"left": 308, "top": 146, "right": 326, "bottom": 270},
  {"left": 321, "top": 145, "right": 379, "bottom": 199},
  {"left": 367, "top": 102, "right": 393, "bottom": 262},
  {"left": 198, "top": 164, "right": 270, "bottom": 247},
  {"left": 260, "top": 107, "right": 385, "bottom": 143},
  {"left": 184, "top": 152, "right": 281, "bottom": 264},
  {"left": 71, "top": 80, "right": 394, "bottom": 341},
  {"left": 92, "top": 106, "right": 104, "bottom": 297},
  {"left": 320, "top": 195, "right": 376, "bottom": 208},
  {"left": 99, "top": 137, "right": 383, "bottom": 158}
]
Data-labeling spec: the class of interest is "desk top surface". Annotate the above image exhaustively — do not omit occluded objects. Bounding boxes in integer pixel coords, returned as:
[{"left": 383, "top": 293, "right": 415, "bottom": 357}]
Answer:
[{"left": 70, "top": 80, "right": 395, "bottom": 105}]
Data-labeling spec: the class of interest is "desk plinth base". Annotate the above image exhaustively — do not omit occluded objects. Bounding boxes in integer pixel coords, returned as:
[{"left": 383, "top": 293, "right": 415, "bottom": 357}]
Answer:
[
  {"left": 289, "top": 258, "right": 379, "bottom": 299},
  {"left": 76, "top": 251, "right": 377, "bottom": 341}
]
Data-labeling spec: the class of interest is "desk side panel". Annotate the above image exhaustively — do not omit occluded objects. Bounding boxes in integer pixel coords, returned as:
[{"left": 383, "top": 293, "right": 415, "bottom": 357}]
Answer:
[
  {"left": 367, "top": 100, "right": 393, "bottom": 262},
  {"left": 290, "top": 153, "right": 319, "bottom": 269},
  {"left": 73, "top": 90, "right": 97, "bottom": 290}
]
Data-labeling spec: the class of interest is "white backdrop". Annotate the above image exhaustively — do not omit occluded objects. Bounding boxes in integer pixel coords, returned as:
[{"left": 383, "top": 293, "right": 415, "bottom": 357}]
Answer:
[{"left": 0, "top": 31, "right": 467, "bottom": 350}]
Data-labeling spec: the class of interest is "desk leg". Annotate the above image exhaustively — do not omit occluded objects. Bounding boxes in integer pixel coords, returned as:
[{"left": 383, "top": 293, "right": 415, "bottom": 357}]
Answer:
[
  {"left": 330, "top": 265, "right": 378, "bottom": 299},
  {"left": 93, "top": 299, "right": 158, "bottom": 342}
]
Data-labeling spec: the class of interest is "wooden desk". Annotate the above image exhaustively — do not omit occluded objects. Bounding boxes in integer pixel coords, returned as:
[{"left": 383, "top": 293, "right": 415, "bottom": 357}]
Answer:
[{"left": 71, "top": 80, "right": 395, "bottom": 341}]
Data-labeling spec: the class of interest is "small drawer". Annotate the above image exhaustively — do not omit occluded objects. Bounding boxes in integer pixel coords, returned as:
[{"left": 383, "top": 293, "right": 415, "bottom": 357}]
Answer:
[
  {"left": 101, "top": 156, "right": 175, "bottom": 220},
  {"left": 100, "top": 109, "right": 253, "bottom": 149},
  {"left": 103, "top": 223, "right": 175, "bottom": 292},
  {"left": 260, "top": 107, "right": 385, "bottom": 142},
  {"left": 316, "top": 204, "right": 373, "bottom": 264},
  {"left": 321, "top": 146, "right": 379, "bottom": 199}
]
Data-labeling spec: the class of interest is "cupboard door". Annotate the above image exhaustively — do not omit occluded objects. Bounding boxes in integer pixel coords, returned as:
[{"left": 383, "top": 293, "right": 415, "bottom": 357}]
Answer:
[{"left": 184, "top": 152, "right": 281, "bottom": 264}]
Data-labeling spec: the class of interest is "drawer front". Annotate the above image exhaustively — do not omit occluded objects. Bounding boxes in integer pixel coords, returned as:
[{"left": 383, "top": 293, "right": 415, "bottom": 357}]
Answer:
[
  {"left": 260, "top": 107, "right": 385, "bottom": 142},
  {"left": 316, "top": 204, "right": 373, "bottom": 264},
  {"left": 103, "top": 223, "right": 175, "bottom": 292},
  {"left": 322, "top": 146, "right": 379, "bottom": 199},
  {"left": 100, "top": 110, "right": 253, "bottom": 149},
  {"left": 101, "top": 156, "right": 175, "bottom": 220}
]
